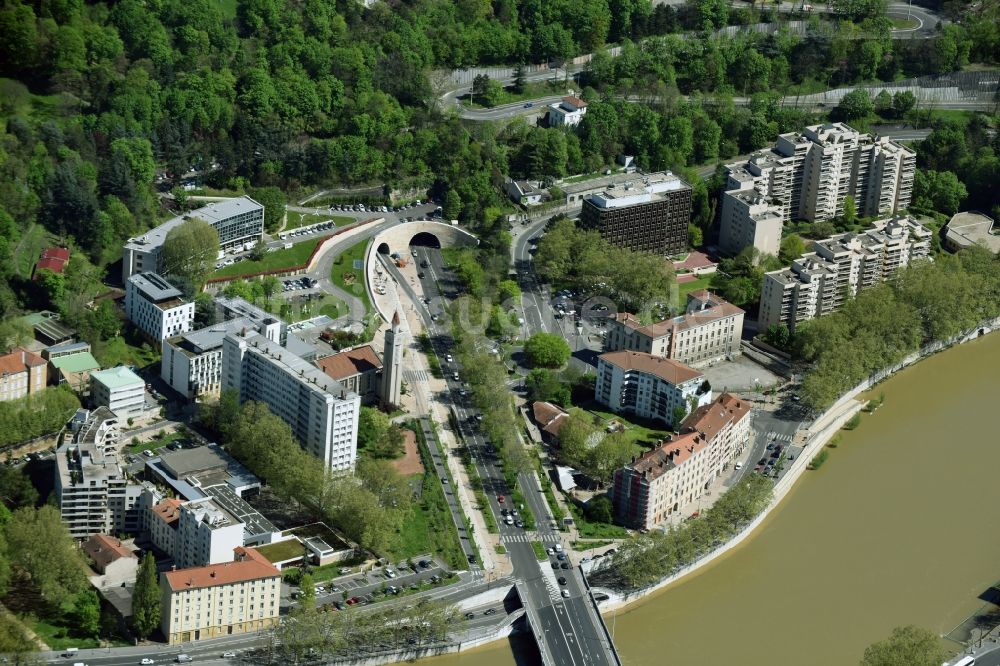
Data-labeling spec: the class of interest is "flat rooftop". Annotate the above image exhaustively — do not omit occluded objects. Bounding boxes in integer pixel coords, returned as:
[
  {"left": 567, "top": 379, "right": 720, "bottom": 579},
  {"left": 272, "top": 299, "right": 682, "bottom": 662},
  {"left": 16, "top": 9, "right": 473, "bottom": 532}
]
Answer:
[
  {"left": 167, "top": 317, "right": 254, "bottom": 357},
  {"left": 587, "top": 172, "right": 689, "bottom": 210},
  {"left": 232, "top": 329, "right": 357, "bottom": 401},
  {"left": 124, "top": 196, "right": 263, "bottom": 251},
  {"left": 128, "top": 272, "right": 183, "bottom": 302},
  {"left": 946, "top": 212, "right": 1000, "bottom": 252},
  {"left": 91, "top": 366, "right": 144, "bottom": 390}
]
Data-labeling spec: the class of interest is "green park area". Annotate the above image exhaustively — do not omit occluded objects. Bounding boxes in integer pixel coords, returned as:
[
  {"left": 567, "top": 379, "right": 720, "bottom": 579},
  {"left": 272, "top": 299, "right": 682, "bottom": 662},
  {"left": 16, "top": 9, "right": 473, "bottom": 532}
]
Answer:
[
  {"left": 256, "top": 539, "right": 306, "bottom": 564},
  {"left": 330, "top": 238, "right": 372, "bottom": 314},
  {"left": 279, "top": 292, "right": 348, "bottom": 323},
  {"left": 676, "top": 274, "right": 712, "bottom": 306},
  {"left": 570, "top": 404, "right": 669, "bottom": 450},
  {"left": 212, "top": 238, "right": 321, "bottom": 278},
  {"left": 127, "top": 430, "right": 185, "bottom": 454}
]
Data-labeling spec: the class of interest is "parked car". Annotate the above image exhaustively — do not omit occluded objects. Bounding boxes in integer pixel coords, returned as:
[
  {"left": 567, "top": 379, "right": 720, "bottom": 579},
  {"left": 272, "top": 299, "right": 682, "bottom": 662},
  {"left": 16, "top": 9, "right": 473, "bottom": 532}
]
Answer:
[
  {"left": 484, "top": 608, "right": 497, "bottom": 616},
  {"left": 557, "top": 577, "right": 567, "bottom": 586},
  {"left": 221, "top": 653, "right": 236, "bottom": 659}
]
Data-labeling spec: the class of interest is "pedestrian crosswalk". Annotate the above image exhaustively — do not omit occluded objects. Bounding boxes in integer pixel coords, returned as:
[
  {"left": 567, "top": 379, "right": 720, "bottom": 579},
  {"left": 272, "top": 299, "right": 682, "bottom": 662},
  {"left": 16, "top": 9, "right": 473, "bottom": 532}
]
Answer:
[
  {"left": 766, "top": 431, "right": 794, "bottom": 443},
  {"left": 501, "top": 532, "right": 562, "bottom": 544},
  {"left": 404, "top": 369, "right": 430, "bottom": 383}
]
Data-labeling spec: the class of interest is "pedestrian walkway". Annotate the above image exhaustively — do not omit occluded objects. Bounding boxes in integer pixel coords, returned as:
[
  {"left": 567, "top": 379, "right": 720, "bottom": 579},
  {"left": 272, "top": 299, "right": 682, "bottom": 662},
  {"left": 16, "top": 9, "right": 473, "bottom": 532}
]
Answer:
[{"left": 404, "top": 369, "right": 431, "bottom": 383}]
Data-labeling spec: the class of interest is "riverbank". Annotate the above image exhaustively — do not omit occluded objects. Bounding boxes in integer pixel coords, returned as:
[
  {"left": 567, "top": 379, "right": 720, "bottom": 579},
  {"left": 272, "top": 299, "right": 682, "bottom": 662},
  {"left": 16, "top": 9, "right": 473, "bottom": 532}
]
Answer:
[{"left": 594, "top": 317, "right": 1000, "bottom": 614}]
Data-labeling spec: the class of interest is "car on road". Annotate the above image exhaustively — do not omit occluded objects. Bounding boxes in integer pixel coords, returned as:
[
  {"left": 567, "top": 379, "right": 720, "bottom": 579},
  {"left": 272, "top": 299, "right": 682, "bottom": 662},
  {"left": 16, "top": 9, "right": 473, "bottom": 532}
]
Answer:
[
  {"left": 556, "top": 553, "right": 566, "bottom": 561},
  {"left": 452, "top": 372, "right": 460, "bottom": 381},
  {"left": 418, "top": 272, "right": 426, "bottom": 278},
  {"left": 524, "top": 102, "right": 534, "bottom": 108},
  {"left": 175, "top": 656, "right": 193, "bottom": 664},
  {"left": 557, "top": 577, "right": 567, "bottom": 585},
  {"left": 561, "top": 589, "right": 571, "bottom": 598},
  {"left": 551, "top": 561, "right": 560, "bottom": 569},
  {"left": 141, "top": 659, "right": 155, "bottom": 665},
  {"left": 465, "top": 612, "right": 475, "bottom": 619},
  {"left": 560, "top": 562, "right": 570, "bottom": 569},
  {"left": 498, "top": 495, "right": 505, "bottom": 504},
  {"left": 467, "top": 554, "right": 476, "bottom": 564},
  {"left": 546, "top": 547, "right": 554, "bottom": 555},
  {"left": 484, "top": 608, "right": 497, "bottom": 615},
  {"left": 418, "top": 560, "right": 431, "bottom": 568},
  {"left": 221, "top": 652, "right": 236, "bottom": 659}
]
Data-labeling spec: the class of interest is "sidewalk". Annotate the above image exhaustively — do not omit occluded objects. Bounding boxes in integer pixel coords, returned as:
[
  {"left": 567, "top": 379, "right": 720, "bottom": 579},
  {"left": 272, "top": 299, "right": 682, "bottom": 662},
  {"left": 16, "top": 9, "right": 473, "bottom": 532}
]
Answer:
[{"left": 370, "top": 258, "right": 512, "bottom": 579}]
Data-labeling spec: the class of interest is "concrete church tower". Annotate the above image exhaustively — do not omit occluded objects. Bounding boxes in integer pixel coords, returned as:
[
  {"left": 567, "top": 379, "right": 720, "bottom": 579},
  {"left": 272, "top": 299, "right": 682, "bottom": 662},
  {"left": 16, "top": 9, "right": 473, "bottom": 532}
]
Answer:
[{"left": 380, "top": 310, "right": 403, "bottom": 407}]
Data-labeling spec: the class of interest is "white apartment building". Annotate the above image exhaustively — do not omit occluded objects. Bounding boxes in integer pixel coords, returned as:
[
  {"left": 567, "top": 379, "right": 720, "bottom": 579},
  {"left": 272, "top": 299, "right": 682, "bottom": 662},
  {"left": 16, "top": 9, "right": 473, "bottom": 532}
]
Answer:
[
  {"left": 595, "top": 351, "right": 712, "bottom": 429},
  {"left": 548, "top": 96, "right": 588, "bottom": 127},
  {"left": 759, "top": 216, "right": 932, "bottom": 332},
  {"left": 55, "top": 407, "right": 142, "bottom": 538},
  {"left": 0, "top": 347, "right": 47, "bottom": 402},
  {"left": 91, "top": 366, "right": 146, "bottom": 417},
  {"left": 719, "top": 123, "right": 916, "bottom": 255},
  {"left": 160, "top": 546, "right": 280, "bottom": 645},
  {"left": 718, "top": 190, "right": 784, "bottom": 257},
  {"left": 175, "top": 498, "right": 246, "bottom": 569},
  {"left": 605, "top": 291, "right": 744, "bottom": 368},
  {"left": 125, "top": 273, "right": 195, "bottom": 342},
  {"left": 222, "top": 329, "right": 361, "bottom": 471},
  {"left": 122, "top": 196, "right": 264, "bottom": 282},
  {"left": 162, "top": 317, "right": 256, "bottom": 400}
]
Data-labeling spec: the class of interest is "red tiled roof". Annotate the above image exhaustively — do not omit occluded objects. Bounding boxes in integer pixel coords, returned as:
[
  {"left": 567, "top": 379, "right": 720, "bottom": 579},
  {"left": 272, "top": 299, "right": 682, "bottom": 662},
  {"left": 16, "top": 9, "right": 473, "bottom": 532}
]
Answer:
[
  {"left": 151, "top": 498, "right": 183, "bottom": 526},
  {"left": 599, "top": 351, "right": 702, "bottom": 386},
  {"left": 42, "top": 247, "right": 70, "bottom": 262},
  {"left": 611, "top": 292, "right": 743, "bottom": 339},
  {"left": 83, "top": 534, "right": 136, "bottom": 570},
  {"left": 0, "top": 347, "right": 46, "bottom": 375},
  {"left": 532, "top": 401, "right": 569, "bottom": 437},
  {"left": 33, "top": 247, "right": 70, "bottom": 279},
  {"left": 316, "top": 345, "right": 382, "bottom": 381},
  {"left": 163, "top": 547, "right": 279, "bottom": 591},
  {"left": 628, "top": 432, "right": 707, "bottom": 481},
  {"left": 681, "top": 393, "right": 751, "bottom": 441},
  {"left": 562, "top": 96, "right": 587, "bottom": 109}
]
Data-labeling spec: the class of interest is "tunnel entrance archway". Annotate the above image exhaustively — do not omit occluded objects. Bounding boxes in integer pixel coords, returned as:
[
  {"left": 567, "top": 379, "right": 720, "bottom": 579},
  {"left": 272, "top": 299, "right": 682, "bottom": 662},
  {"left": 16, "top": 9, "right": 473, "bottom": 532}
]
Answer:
[
  {"left": 377, "top": 242, "right": 390, "bottom": 255},
  {"left": 409, "top": 232, "right": 442, "bottom": 248}
]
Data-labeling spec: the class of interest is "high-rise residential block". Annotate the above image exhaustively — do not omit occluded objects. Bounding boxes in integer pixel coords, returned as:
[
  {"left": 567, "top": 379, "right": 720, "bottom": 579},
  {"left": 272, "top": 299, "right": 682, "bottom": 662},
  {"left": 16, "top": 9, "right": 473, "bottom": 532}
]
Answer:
[
  {"left": 759, "top": 216, "right": 932, "bottom": 332},
  {"left": 222, "top": 328, "right": 360, "bottom": 471},
  {"left": 720, "top": 123, "right": 916, "bottom": 256},
  {"left": 595, "top": 351, "right": 712, "bottom": 429}
]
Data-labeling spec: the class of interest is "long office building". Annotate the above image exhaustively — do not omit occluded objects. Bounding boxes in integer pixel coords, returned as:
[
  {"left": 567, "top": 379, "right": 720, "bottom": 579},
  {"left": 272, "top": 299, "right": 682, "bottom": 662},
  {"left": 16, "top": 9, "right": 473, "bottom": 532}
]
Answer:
[
  {"left": 162, "top": 317, "right": 256, "bottom": 400},
  {"left": 122, "top": 197, "right": 264, "bottom": 282},
  {"left": 759, "top": 216, "right": 932, "bottom": 332},
  {"left": 222, "top": 328, "right": 360, "bottom": 471},
  {"left": 720, "top": 123, "right": 916, "bottom": 256},
  {"left": 605, "top": 291, "right": 744, "bottom": 368},
  {"left": 580, "top": 171, "right": 692, "bottom": 256}
]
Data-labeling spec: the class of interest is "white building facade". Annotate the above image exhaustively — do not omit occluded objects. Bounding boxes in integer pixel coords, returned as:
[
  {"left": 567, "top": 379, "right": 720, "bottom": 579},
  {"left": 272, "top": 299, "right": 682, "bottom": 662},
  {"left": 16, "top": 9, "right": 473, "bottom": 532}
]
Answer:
[
  {"left": 122, "top": 197, "right": 264, "bottom": 282},
  {"left": 759, "top": 216, "right": 932, "bottom": 332},
  {"left": 222, "top": 329, "right": 360, "bottom": 471},
  {"left": 125, "top": 273, "right": 194, "bottom": 342},
  {"left": 595, "top": 351, "right": 712, "bottom": 429},
  {"left": 719, "top": 123, "right": 916, "bottom": 256},
  {"left": 90, "top": 366, "right": 146, "bottom": 417},
  {"left": 161, "top": 318, "right": 255, "bottom": 400}
]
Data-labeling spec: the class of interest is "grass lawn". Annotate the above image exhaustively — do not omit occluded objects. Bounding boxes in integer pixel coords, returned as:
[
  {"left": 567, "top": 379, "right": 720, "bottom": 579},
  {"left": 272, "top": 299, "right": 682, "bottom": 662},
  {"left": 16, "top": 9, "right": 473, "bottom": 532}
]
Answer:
[
  {"left": 676, "top": 274, "right": 713, "bottom": 306},
  {"left": 127, "top": 430, "right": 184, "bottom": 454},
  {"left": 329, "top": 238, "right": 372, "bottom": 315},
  {"left": 93, "top": 334, "right": 160, "bottom": 370},
  {"left": 571, "top": 539, "right": 615, "bottom": 550},
  {"left": 278, "top": 293, "right": 348, "bottom": 323},
  {"left": 890, "top": 16, "right": 920, "bottom": 29},
  {"left": 530, "top": 541, "right": 546, "bottom": 560},
  {"left": 256, "top": 539, "right": 307, "bottom": 564},
  {"left": 13, "top": 224, "right": 49, "bottom": 278},
  {"left": 567, "top": 503, "right": 630, "bottom": 539},
  {"left": 284, "top": 212, "right": 353, "bottom": 231},
  {"left": 32, "top": 618, "right": 102, "bottom": 651},
  {"left": 570, "top": 404, "right": 669, "bottom": 449},
  {"left": 212, "top": 238, "right": 321, "bottom": 278}
]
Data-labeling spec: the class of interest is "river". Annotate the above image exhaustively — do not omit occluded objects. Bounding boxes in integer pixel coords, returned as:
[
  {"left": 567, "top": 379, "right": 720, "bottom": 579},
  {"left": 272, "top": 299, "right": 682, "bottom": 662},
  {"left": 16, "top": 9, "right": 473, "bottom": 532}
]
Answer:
[{"left": 422, "top": 331, "right": 1000, "bottom": 666}]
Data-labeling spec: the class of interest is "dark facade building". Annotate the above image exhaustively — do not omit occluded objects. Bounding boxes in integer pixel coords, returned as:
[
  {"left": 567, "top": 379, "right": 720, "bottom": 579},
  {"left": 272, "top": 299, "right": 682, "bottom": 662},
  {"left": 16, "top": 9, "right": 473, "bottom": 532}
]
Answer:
[{"left": 580, "top": 171, "right": 692, "bottom": 256}]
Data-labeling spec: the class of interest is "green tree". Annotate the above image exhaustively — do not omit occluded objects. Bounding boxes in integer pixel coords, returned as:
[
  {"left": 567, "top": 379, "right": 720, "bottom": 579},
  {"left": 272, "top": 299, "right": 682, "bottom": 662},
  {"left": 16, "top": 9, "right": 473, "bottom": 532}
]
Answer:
[
  {"left": 298, "top": 573, "right": 316, "bottom": 611},
  {"left": 5, "top": 506, "right": 86, "bottom": 603},
  {"left": 71, "top": 589, "right": 101, "bottom": 638},
  {"left": 161, "top": 217, "right": 220, "bottom": 289},
  {"left": 779, "top": 234, "right": 807, "bottom": 265},
  {"left": 671, "top": 405, "right": 688, "bottom": 428},
  {"left": 524, "top": 333, "right": 571, "bottom": 368},
  {"left": 912, "top": 170, "right": 967, "bottom": 215},
  {"left": 247, "top": 187, "right": 287, "bottom": 232},
  {"left": 261, "top": 275, "right": 280, "bottom": 302},
  {"left": 0, "top": 466, "right": 39, "bottom": 509},
  {"left": 842, "top": 195, "right": 857, "bottom": 226},
  {"left": 497, "top": 279, "right": 522, "bottom": 304},
  {"left": 859, "top": 625, "right": 948, "bottom": 666},
  {"left": 525, "top": 368, "right": 571, "bottom": 406},
  {"left": 131, "top": 552, "right": 160, "bottom": 639},
  {"left": 891, "top": 91, "right": 916, "bottom": 118},
  {"left": 834, "top": 89, "right": 874, "bottom": 122}
]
